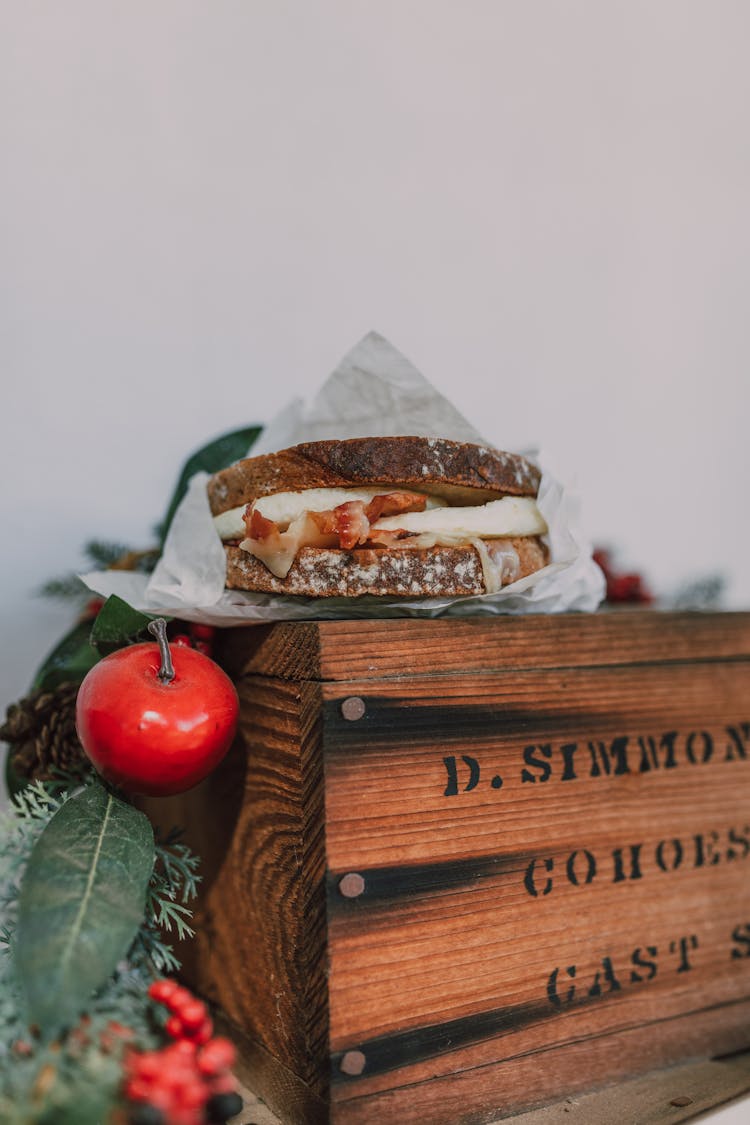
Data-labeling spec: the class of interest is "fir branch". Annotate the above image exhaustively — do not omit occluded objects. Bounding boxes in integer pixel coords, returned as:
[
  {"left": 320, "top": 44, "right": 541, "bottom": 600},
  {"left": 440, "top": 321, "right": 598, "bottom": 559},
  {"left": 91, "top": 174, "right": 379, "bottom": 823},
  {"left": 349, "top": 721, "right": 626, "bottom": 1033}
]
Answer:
[
  {"left": 0, "top": 782, "right": 67, "bottom": 869},
  {"left": 155, "top": 841, "right": 201, "bottom": 905},
  {"left": 129, "top": 925, "right": 182, "bottom": 975},
  {"left": 85, "top": 541, "right": 160, "bottom": 574},
  {"left": 0, "top": 784, "right": 70, "bottom": 962},
  {"left": 148, "top": 896, "right": 195, "bottom": 941},
  {"left": 45, "top": 765, "right": 97, "bottom": 793},
  {"left": 37, "top": 575, "right": 89, "bottom": 602},
  {"left": 0, "top": 776, "right": 205, "bottom": 1122},
  {"left": 8, "top": 780, "right": 66, "bottom": 822},
  {"left": 83, "top": 540, "right": 132, "bottom": 569},
  {"left": 0, "top": 782, "right": 71, "bottom": 1050},
  {"left": 129, "top": 831, "right": 201, "bottom": 974},
  {"left": 36, "top": 539, "right": 159, "bottom": 604}
]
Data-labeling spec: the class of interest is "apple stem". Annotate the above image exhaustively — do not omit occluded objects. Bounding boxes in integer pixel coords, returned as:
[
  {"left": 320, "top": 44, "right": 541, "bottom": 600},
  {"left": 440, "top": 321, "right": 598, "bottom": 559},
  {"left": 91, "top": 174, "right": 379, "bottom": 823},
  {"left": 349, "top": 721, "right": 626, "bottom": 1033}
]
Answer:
[{"left": 147, "top": 618, "right": 175, "bottom": 684}]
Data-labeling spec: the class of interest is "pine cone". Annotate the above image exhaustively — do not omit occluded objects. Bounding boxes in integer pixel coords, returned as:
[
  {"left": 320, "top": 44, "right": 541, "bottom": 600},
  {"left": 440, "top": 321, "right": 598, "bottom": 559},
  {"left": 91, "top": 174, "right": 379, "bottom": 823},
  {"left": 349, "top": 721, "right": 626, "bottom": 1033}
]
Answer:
[{"left": 0, "top": 682, "right": 90, "bottom": 783}]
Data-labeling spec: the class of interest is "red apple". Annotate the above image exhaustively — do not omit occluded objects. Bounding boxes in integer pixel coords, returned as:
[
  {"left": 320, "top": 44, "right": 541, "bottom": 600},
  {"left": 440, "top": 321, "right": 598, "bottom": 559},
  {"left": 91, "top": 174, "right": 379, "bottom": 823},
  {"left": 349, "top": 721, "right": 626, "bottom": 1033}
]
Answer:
[{"left": 75, "top": 621, "right": 238, "bottom": 796}]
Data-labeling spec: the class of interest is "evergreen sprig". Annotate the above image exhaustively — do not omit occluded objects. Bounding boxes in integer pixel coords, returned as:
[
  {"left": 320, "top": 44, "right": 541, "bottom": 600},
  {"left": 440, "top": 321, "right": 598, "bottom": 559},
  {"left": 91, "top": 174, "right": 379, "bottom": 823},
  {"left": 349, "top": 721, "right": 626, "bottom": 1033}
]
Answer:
[
  {"left": 0, "top": 784, "right": 72, "bottom": 1055},
  {"left": 37, "top": 540, "right": 160, "bottom": 604},
  {"left": 133, "top": 833, "right": 202, "bottom": 972},
  {"left": 0, "top": 779, "right": 203, "bottom": 1122},
  {"left": 36, "top": 574, "right": 90, "bottom": 602},
  {"left": 82, "top": 540, "right": 134, "bottom": 569},
  {"left": 0, "top": 783, "right": 68, "bottom": 929}
]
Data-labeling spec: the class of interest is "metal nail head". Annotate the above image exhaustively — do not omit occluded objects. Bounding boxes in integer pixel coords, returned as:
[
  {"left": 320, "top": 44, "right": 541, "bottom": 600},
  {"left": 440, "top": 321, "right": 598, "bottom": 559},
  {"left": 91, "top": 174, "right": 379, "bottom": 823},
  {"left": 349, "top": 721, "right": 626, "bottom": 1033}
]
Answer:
[
  {"left": 339, "top": 872, "right": 365, "bottom": 899},
  {"left": 341, "top": 696, "right": 366, "bottom": 721},
  {"left": 340, "top": 1049, "right": 366, "bottom": 1076}
]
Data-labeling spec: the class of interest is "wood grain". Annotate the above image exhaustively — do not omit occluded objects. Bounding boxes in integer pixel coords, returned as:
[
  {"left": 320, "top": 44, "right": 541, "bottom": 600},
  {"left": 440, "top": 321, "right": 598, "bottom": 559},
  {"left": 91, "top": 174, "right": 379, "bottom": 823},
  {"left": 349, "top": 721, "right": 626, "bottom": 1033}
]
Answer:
[
  {"left": 215, "top": 612, "right": 750, "bottom": 682},
  {"left": 329, "top": 1000, "right": 750, "bottom": 1123},
  {"left": 235, "top": 1047, "right": 750, "bottom": 1125},
  {"left": 152, "top": 613, "right": 750, "bottom": 1123},
  {"left": 321, "top": 650, "right": 750, "bottom": 1117}
]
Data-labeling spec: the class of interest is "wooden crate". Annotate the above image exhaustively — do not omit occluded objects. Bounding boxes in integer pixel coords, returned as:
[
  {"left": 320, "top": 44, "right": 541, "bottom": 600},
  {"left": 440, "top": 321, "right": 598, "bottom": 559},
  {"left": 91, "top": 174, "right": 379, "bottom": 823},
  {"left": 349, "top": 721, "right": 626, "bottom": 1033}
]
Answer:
[{"left": 145, "top": 612, "right": 750, "bottom": 1124}]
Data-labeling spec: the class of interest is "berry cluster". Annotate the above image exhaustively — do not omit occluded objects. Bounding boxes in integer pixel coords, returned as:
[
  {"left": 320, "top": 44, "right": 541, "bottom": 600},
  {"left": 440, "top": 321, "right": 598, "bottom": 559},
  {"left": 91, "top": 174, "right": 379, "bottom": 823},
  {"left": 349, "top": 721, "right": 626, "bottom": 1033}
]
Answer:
[
  {"left": 171, "top": 623, "right": 216, "bottom": 659},
  {"left": 150, "top": 978, "right": 215, "bottom": 1046},
  {"left": 122, "top": 980, "right": 242, "bottom": 1125},
  {"left": 593, "top": 548, "right": 653, "bottom": 605}
]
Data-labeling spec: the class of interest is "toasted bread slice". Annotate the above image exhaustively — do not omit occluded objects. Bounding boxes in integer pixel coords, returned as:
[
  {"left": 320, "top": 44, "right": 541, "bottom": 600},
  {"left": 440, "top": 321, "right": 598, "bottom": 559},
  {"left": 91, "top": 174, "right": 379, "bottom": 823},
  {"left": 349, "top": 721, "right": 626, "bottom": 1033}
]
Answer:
[
  {"left": 224, "top": 537, "right": 548, "bottom": 598},
  {"left": 208, "top": 436, "right": 540, "bottom": 515}
]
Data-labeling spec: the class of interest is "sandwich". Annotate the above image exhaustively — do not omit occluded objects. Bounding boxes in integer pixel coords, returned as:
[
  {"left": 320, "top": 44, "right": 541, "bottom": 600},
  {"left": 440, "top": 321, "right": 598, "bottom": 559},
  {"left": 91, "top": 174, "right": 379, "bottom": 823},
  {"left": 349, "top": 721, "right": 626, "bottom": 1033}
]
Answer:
[{"left": 207, "top": 436, "right": 549, "bottom": 597}]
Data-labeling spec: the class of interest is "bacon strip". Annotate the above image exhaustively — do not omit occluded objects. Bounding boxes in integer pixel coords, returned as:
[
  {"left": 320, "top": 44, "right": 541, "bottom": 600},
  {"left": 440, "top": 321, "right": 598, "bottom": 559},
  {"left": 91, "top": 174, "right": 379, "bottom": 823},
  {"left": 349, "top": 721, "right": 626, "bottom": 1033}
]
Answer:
[
  {"left": 308, "top": 491, "right": 427, "bottom": 550},
  {"left": 365, "top": 491, "right": 427, "bottom": 521},
  {"left": 309, "top": 501, "right": 371, "bottom": 550},
  {"left": 246, "top": 508, "right": 278, "bottom": 541},
  {"left": 240, "top": 491, "right": 429, "bottom": 577}
]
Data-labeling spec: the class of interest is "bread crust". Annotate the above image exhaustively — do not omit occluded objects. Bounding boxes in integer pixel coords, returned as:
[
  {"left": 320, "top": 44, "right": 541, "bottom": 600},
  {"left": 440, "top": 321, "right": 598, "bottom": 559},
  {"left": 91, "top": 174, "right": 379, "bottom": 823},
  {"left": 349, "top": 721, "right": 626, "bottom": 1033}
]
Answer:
[
  {"left": 224, "top": 537, "right": 548, "bottom": 598},
  {"left": 208, "top": 437, "right": 540, "bottom": 516}
]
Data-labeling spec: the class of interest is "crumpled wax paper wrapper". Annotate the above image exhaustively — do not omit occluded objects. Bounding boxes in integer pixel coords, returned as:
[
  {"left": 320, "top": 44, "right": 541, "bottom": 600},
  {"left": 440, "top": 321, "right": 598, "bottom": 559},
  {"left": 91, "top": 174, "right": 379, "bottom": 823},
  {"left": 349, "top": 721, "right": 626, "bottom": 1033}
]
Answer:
[{"left": 82, "top": 331, "right": 605, "bottom": 622}]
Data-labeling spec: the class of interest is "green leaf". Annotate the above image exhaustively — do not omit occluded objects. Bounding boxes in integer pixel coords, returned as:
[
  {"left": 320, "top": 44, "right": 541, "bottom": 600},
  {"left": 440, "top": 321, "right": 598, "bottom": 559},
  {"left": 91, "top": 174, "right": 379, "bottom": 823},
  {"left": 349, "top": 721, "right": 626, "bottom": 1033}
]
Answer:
[
  {"left": 158, "top": 424, "right": 262, "bottom": 546},
  {"left": 89, "top": 594, "right": 157, "bottom": 653},
  {"left": 14, "top": 783, "right": 155, "bottom": 1034},
  {"left": 33, "top": 619, "right": 101, "bottom": 692}
]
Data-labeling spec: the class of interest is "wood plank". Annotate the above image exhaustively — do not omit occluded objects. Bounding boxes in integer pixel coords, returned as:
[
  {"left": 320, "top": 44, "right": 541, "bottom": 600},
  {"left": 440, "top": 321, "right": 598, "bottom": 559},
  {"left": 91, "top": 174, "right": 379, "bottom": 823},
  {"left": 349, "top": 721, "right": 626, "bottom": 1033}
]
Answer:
[
  {"left": 321, "top": 662, "right": 750, "bottom": 869},
  {"left": 321, "top": 659, "right": 750, "bottom": 1111},
  {"left": 330, "top": 1002, "right": 750, "bottom": 1123},
  {"left": 234, "top": 1048, "right": 750, "bottom": 1125},
  {"left": 216, "top": 623, "right": 322, "bottom": 682},
  {"left": 215, "top": 613, "right": 750, "bottom": 683},
  {"left": 326, "top": 870, "right": 750, "bottom": 1059},
  {"left": 237, "top": 1048, "right": 750, "bottom": 1125}
]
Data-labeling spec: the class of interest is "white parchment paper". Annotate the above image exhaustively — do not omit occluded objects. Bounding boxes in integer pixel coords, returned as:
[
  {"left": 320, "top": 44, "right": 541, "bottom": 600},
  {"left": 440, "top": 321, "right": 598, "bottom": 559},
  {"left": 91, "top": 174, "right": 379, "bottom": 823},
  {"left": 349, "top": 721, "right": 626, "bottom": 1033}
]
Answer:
[{"left": 83, "top": 332, "right": 604, "bottom": 622}]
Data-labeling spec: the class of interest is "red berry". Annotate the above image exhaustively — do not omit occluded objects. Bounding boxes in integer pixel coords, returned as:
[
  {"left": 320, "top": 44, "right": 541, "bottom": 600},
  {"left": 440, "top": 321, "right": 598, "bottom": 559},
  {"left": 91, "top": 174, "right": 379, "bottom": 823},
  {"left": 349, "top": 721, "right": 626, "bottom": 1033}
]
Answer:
[
  {"left": 133, "top": 1053, "right": 163, "bottom": 1080},
  {"left": 171, "top": 633, "right": 193, "bottom": 647},
  {"left": 164, "top": 1064, "right": 198, "bottom": 1092},
  {"left": 191, "top": 1017, "right": 213, "bottom": 1046},
  {"left": 166, "top": 986, "right": 194, "bottom": 1014},
  {"left": 198, "top": 1037, "right": 236, "bottom": 1077},
  {"left": 592, "top": 549, "right": 613, "bottom": 578},
  {"left": 178, "top": 1000, "right": 207, "bottom": 1032},
  {"left": 83, "top": 597, "right": 105, "bottom": 619},
  {"left": 189, "top": 623, "right": 215, "bottom": 641},
  {"left": 179, "top": 1081, "right": 210, "bottom": 1110},
  {"left": 147, "top": 1087, "right": 178, "bottom": 1114},
  {"left": 167, "top": 1038, "right": 198, "bottom": 1057},
  {"left": 208, "top": 1072, "right": 239, "bottom": 1095},
  {"left": 124, "top": 1076, "right": 152, "bottom": 1102},
  {"left": 193, "top": 640, "right": 213, "bottom": 657},
  {"left": 165, "top": 1014, "right": 185, "bottom": 1039},
  {"left": 148, "top": 979, "right": 179, "bottom": 1004}
]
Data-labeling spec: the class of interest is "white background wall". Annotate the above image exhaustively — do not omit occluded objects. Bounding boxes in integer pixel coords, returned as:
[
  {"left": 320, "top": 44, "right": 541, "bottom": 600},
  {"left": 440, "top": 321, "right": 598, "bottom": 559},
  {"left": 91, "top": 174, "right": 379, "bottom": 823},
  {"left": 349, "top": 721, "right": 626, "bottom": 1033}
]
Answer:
[
  {"left": 3, "top": 0, "right": 749, "bottom": 711},
  {"left": 1, "top": 4, "right": 749, "bottom": 1116}
]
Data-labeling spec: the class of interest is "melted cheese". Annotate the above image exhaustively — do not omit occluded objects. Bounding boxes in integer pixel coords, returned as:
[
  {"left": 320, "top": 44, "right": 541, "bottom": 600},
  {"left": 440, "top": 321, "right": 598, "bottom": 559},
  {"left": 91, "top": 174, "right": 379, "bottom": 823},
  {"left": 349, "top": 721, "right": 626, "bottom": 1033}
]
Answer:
[
  {"left": 213, "top": 487, "right": 447, "bottom": 540},
  {"left": 371, "top": 496, "right": 546, "bottom": 539}
]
